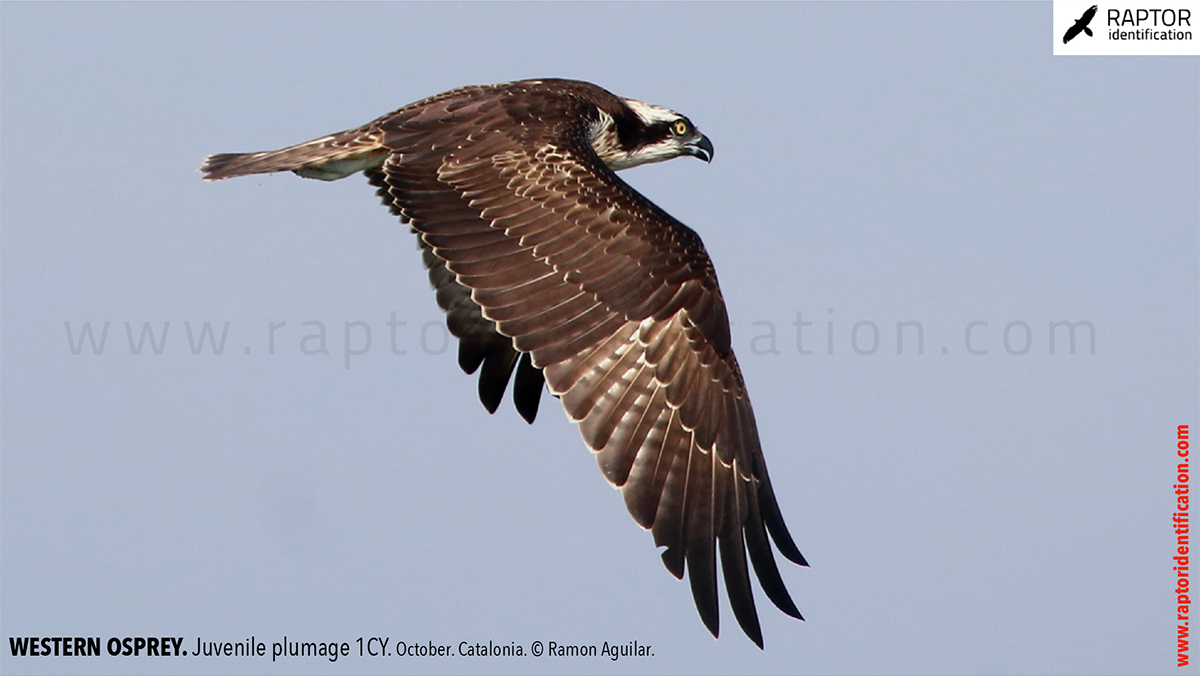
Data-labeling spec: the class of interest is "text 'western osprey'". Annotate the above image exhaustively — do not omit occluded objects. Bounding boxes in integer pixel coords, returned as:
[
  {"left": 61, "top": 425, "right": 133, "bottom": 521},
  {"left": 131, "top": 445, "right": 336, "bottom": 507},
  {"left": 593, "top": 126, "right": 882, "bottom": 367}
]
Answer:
[{"left": 201, "top": 78, "right": 806, "bottom": 647}]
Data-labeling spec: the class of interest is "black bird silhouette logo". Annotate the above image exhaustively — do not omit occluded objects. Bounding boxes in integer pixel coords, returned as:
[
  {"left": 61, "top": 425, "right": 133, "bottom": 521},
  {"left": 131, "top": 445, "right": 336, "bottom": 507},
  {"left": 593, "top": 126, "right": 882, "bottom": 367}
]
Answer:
[{"left": 1063, "top": 5, "right": 1099, "bottom": 43}]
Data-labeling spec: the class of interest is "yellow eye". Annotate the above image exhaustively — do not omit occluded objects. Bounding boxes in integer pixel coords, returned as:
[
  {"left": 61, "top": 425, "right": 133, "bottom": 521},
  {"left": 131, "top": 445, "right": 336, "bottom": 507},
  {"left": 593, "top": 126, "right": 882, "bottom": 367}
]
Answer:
[{"left": 673, "top": 120, "right": 689, "bottom": 136}]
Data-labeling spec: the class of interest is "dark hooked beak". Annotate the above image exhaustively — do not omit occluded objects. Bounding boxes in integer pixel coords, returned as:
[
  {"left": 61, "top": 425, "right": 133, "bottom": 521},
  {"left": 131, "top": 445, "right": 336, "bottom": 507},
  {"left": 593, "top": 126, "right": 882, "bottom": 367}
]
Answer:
[{"left": 684, "top": 134, "right": 714, "bottom": 163}]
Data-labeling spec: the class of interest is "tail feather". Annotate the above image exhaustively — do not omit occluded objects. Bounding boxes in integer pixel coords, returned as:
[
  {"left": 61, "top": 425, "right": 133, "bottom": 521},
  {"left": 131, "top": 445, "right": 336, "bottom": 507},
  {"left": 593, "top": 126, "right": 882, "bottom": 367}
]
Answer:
[{"left": 200, "top": 131, "right": 386, "bottom": 182}]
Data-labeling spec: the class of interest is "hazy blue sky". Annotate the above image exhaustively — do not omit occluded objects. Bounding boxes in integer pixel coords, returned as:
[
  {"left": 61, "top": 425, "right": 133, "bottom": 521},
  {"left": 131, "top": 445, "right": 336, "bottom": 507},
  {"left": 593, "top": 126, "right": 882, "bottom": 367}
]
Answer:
[{"left": 2, "top": 2, "right": 1196, "bottom": 674}]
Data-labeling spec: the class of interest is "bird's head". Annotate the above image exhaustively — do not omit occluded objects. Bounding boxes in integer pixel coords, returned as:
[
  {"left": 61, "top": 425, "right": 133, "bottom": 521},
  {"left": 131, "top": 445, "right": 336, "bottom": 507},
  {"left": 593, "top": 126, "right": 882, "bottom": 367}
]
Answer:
[{"left": 590, "top": 98, "right": 714, "bottom": 171}]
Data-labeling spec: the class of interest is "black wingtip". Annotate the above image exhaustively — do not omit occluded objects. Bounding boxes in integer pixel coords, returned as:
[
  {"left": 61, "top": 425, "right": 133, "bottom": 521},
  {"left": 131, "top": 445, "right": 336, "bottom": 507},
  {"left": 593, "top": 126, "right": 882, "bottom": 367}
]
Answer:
[
  {"left": 661, "top": 547, "right": 685, "bottom": 580},
  {"left": 458, "top": 342, "right": 486, "bottom": 375},
  {"left": 512, "top": 353, "right": 544, "bottom": 424},
  {"left": 476, "top": 348, "right": 519, "bottom": 415},
  {"left": 759, "top": 479, "right": 808, "bottom": 566},
  {"left": 745, "top": 503, "right": 804, "bottom": 620},
  {"left": 720, "top": 529, "right": 764, "bottom": 648},
  {"left": 687, "top": 548, "right": 720, "bottom": 641}
]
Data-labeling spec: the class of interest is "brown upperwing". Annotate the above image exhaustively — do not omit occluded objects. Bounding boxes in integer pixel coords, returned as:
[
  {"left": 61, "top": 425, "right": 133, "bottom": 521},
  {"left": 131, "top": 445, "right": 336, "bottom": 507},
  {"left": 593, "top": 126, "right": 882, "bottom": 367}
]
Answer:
[{"left": 365, "top": 83, "right": 805, "bottom": 647}]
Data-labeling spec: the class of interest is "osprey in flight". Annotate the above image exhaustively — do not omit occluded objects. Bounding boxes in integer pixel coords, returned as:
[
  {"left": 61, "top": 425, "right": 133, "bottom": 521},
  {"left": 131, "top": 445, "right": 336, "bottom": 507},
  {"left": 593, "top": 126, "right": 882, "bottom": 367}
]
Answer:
[{"left": 202, "top": 79, "right": 806, "bottom": 647}]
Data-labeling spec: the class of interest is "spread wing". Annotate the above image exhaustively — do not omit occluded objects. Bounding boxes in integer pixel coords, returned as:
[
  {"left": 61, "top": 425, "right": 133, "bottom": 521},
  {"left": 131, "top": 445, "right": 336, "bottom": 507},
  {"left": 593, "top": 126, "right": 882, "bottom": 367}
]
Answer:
[{"left": 366, "top": 88, "right": 806, "bottom": 646}]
